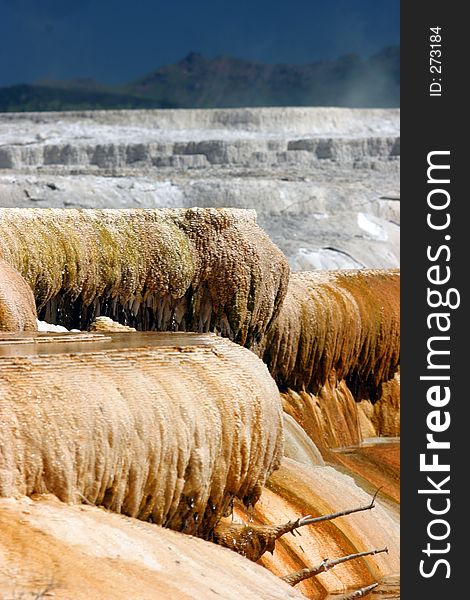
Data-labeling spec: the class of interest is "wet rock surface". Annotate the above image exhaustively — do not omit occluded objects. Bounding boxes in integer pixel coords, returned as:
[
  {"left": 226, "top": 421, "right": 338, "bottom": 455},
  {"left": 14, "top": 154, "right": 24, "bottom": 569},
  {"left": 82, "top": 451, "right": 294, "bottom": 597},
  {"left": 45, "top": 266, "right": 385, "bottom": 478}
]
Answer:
[
  {"left": 263, "top": 270, "right": 400, "bottom": 399},
  {"left": 263, "top": 270, "right": 400, "bottom": 449},
  {"left": 0, "top": 207, "right": 400, "bottom": 452}
]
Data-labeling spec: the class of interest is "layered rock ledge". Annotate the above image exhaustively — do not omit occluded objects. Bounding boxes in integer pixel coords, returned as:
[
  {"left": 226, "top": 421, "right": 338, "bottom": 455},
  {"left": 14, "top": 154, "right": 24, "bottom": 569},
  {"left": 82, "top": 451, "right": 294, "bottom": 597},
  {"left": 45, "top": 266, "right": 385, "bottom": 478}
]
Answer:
[
  {"left": 0, "top": 107, "right": 399, "bottom": 270},
  {"left": 0, "top": 332, "right": 283, "bottom": 537}
]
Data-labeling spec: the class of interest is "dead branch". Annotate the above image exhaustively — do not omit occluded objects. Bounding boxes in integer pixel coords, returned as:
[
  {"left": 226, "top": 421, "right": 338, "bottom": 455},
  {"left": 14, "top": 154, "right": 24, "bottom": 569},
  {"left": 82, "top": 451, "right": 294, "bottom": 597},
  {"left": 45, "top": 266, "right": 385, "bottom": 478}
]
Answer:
[
  {"left": 281, "top": 547, "right": 388, "bottom": 586},
  {"left": 213, "top": 489, "right": 382, "bottom": 562},
  {"left": 212, "top": 521, "right": 279, "bottom": 561},
  {"left": 293, "top": 487, "right": 382, "bottom": 530},
  {"left": 334, "top": 582, "right": 379, "bottom": 599},
  {"left": 266, "top": 487, "right": 382, "bottom": 541}
]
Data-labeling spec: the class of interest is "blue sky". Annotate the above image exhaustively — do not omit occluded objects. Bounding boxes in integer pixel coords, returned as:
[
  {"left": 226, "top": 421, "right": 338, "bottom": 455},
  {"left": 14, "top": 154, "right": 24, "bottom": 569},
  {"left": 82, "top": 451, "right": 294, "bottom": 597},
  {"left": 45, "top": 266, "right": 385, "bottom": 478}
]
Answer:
[{"left": 0, "top": 0, "right": 399, "bottom": 86}]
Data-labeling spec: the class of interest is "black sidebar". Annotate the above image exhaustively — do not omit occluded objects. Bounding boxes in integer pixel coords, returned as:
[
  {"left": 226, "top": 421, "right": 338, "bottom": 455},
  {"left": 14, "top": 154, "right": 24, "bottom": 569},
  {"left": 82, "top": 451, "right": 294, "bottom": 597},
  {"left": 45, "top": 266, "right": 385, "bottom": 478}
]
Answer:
[{"left": 401, "top": 3, "right": 466, "bottom": 598}]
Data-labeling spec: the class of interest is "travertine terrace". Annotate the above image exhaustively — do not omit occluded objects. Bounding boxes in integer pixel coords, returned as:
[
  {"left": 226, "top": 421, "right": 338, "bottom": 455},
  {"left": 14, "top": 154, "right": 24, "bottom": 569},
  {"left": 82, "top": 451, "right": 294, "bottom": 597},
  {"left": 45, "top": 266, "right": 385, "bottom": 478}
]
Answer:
[
  {"left": 0, "top": 107, "right": 400, "bottom": 271},
  {"left": 0, "top": 496, "right": 304, "bottom": 600},
  {"left": 0, "top": 208, "right": 399, "bottom": 451},
  {"left": 263, "top": 269, "right": 400, "bottom": 447},
  {"left": 263, "top": 270, "right": 400, "bottom": 398},
  {"left": 0, "top": 108, "right": 400, "bottom": 598},
  {"left": 0, "top": 207, "right": 289, "bottom": 345},
  {"left": 0, "top": 333, "right": 283, "bottom": 536}
]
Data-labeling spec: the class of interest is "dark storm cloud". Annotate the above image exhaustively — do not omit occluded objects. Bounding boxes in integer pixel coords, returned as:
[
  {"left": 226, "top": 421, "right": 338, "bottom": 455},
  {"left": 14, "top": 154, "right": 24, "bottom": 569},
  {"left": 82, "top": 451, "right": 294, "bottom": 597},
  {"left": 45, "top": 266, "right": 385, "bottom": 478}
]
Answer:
[
  {"left": 4, "top": 0, "right": 90, "bottom": 18},
  {"left": 0, "top": 0, "right": 399, "bottom": 86}
]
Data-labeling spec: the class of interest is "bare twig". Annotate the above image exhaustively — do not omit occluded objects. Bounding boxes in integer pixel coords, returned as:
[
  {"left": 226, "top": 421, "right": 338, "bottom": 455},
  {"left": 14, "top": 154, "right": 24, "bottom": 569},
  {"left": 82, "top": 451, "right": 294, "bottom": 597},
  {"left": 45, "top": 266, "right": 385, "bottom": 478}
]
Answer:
[
  {"left": 295, "top": 488, "right": 382, "bottom": 529},
  {"left": 213, "top": 489, "right": 383, "bottom": 562},
  {"left": 281, "top": 547, "right": 388, "bottom": 586},
  {"left": 273, "top": 487, "right": 382, "bottom": 539},
  {"left": 335, "top": 582, "right": 379, "bottom": 599}
]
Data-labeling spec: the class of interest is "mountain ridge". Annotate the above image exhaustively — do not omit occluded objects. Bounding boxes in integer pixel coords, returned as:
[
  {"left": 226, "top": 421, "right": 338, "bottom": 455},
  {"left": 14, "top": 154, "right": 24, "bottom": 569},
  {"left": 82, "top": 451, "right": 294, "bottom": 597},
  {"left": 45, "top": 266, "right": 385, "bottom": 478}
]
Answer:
[{"left": 0, "top": 47, "right": 399, "bottom": 112}]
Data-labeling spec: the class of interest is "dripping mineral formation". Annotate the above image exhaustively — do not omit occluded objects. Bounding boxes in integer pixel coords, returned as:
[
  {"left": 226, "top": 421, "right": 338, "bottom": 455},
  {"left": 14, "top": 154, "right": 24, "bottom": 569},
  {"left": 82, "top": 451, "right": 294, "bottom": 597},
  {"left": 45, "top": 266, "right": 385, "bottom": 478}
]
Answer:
[
  {"left": 262, "top": 269, "right": 400, "bottom": 447},
  {"left": 0, "top": 332, "right": 399, "bottom": 598},
  {"left": 0, "top": 333, "right": 283, "bottom": 537},
  {"left": 0, "top": 207, "right": 400, "bottom": 598},
  {"left": 0, "top": 209, "right": 400, "bottom": 452},
  {"left": 0, "top": 207, "right": 289, "bottom": 346}
]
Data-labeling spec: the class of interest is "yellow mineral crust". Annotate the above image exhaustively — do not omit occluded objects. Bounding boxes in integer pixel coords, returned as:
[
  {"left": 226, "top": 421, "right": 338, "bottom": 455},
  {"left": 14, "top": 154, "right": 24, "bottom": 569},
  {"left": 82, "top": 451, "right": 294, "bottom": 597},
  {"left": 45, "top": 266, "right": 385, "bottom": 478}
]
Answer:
[
  {"left": 280, "top": 380, "right": 361, "bottom": 449},
  {"left": 0, "top": 333, "right": 283, "bottom": 538},
  {"left": 0, "top": 257, "right": 38, "bottom": 331},
  {"left": 263, "top": 270, "right": 400, "bottom": 401},
  {"left": 0, "top": 208, "right": 289, "bottom": 346}
]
